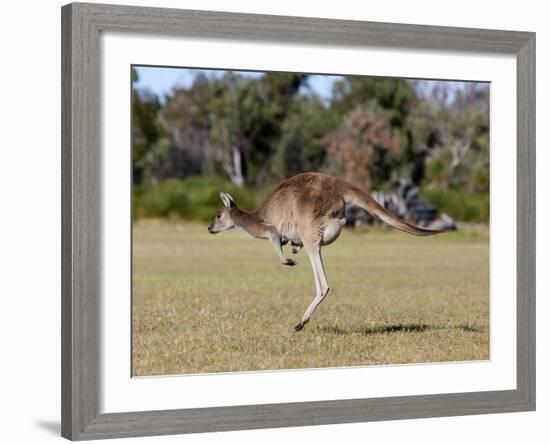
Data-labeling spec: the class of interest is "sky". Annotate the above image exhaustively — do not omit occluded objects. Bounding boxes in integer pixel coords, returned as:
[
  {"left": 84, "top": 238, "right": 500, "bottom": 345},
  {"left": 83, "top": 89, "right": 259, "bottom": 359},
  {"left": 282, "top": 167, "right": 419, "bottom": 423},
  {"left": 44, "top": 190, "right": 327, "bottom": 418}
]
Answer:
[
  {"left": 134, "top": 66, "right": 341, "bottom": 102},
  {"left": 133, "top": 66, "right": 485, "bottom": 103}
]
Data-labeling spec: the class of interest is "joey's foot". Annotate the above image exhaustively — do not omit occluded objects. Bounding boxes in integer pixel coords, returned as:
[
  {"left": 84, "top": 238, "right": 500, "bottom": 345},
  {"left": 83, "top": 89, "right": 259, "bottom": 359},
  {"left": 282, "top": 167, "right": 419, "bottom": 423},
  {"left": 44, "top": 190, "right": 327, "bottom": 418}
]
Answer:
[
  {"left": 292, "top": 246, "right": 301, "bottom": 254},
  {"left": 282, "top": 258, "right": 297, "bottom": 266}
]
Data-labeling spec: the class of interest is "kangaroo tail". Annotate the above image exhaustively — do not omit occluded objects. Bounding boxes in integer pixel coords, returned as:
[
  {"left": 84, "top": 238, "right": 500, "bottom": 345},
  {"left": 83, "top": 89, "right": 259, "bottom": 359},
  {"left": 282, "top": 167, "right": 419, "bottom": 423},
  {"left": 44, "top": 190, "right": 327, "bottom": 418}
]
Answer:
[{"left": 343, "top": 186, "right": 444, "bottom": 236}]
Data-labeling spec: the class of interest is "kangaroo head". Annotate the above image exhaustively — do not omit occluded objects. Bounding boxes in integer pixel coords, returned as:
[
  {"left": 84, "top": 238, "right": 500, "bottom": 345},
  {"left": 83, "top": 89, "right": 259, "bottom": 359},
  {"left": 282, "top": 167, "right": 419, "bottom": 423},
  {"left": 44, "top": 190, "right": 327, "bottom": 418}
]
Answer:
[{"left": 208, "top": 192, "right": 236, "bottom": 234}]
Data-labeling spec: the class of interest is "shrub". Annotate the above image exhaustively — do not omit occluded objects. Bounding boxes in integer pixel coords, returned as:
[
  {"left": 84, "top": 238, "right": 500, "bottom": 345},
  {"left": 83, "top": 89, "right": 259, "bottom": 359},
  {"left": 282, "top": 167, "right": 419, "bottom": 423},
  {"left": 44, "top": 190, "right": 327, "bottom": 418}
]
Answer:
[
  {"left": 420, "top": 187, "right": 489, "bottom": 223},
  {"left": 133, "top": 176, "right": 259, "bottom": 222},
  {"left": 133, "top": 180, "right": 191, "bottom": 219}
]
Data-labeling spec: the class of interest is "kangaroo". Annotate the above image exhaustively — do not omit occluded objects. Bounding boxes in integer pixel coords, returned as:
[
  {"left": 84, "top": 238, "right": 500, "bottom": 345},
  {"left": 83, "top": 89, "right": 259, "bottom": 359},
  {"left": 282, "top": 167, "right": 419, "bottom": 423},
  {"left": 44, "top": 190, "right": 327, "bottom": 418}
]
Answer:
[{"left": 208, "top": 172, "right": 443, "bottom": 331}]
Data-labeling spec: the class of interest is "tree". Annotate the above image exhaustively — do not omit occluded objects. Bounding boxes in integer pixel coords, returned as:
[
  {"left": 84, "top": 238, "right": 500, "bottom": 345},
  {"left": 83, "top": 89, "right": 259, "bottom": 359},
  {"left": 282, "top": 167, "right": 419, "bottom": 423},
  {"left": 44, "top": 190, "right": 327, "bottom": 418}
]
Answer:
[
  {"left": 269, "top": 95, "right": 340, "bottom": 182},
  {"left": 331, "top": 77, "right": 415, "bottom": 128},
  {"left": 321, "top": 107, "right": 401, "bottom": 191},
  {"left": 406, "top": 82, "right": 490, "bottom": 191},
  {"left": 131, "top": 67, "right": 165, "bottom": 185},
  {"left": 159, "top": 72, "right": 308, "bottom": 187},
  {"left": 329, "top": 77, "right": 418, "bottom": 188},
  {"left": 229, "top": 72, "right": 307, "bottom": 185}
]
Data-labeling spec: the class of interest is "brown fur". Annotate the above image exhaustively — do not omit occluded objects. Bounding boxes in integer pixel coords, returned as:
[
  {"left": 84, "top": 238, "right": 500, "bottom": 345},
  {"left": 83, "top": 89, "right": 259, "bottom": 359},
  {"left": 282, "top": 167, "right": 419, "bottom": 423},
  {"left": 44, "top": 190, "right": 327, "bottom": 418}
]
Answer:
[{"left": 208, "top": 173, "right": 443, "bottom": 331}]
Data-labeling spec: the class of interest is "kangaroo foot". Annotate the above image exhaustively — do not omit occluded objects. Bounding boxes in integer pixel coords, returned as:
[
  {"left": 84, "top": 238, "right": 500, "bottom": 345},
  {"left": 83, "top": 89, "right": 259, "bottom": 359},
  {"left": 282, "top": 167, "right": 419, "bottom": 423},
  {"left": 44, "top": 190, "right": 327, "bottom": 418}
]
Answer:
[
  {"left": 294, "top": 320, "right": 308, "bottom": 332},
  {"left": 282, "top": 258, "right": 297, "bottom": 266}
]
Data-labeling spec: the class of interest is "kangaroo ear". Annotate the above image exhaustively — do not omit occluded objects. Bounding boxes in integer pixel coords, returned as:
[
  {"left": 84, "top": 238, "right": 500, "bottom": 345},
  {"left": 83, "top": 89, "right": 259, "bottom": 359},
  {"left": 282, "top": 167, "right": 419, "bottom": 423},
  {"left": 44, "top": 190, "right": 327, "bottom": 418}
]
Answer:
[{"left": 220, "top": 192, "right": 235, "bottom": 208}]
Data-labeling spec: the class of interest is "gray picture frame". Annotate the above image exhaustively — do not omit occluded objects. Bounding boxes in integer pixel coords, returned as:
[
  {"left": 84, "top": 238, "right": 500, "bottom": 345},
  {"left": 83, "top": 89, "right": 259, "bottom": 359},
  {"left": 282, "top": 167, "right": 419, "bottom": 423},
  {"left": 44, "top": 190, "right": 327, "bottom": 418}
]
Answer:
[{"left": 61, "top": 2, "right": 536, "bottom": 440}]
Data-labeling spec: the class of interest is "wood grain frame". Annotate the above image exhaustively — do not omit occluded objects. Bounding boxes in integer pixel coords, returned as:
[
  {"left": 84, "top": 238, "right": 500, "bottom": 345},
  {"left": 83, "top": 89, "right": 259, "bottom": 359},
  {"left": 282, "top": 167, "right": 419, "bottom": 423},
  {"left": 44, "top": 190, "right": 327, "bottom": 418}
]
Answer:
[{"left": 61, "top": 2, "right": 536, "bottom": 440}]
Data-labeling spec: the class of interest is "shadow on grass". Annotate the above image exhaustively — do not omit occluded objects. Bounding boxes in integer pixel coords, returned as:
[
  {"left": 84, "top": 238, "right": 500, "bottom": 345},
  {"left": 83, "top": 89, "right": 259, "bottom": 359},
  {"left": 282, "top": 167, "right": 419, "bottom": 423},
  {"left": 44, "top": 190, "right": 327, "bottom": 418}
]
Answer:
[
  {"left": 316, "top": 323, "right": 483, "bottom": 336},
  {"left": 360, "top": 323, "right": 432, "bottom": 335},
  {"left": 458, "top": 323, "right": 483, "bottom": 333},
  {"left": 316, "top": 323, "right": 431, "bottom": 336}
]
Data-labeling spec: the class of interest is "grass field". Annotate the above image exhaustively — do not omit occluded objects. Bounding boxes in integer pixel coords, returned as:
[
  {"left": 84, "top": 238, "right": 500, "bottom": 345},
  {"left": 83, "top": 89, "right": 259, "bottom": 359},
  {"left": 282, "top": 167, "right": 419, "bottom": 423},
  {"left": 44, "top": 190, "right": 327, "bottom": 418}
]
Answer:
[{"left": 132, "top": 220, "right": 489, "bottom": 376}]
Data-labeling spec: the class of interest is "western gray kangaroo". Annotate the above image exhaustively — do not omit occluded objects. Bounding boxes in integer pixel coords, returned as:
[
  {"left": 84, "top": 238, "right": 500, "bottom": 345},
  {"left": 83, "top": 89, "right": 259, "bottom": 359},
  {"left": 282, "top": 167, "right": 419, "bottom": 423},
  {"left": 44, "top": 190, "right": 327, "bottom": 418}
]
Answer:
[{"left": 208, "top": 172, "right": 443, "bottom": 331}]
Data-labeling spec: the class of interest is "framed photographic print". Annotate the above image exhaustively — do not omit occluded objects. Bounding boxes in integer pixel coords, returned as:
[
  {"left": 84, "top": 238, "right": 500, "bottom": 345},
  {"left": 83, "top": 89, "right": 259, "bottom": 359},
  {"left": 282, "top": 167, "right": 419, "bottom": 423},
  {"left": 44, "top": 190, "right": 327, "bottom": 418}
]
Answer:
[{"left": 61, "top": 2, "right": 535, "bottom": 440}]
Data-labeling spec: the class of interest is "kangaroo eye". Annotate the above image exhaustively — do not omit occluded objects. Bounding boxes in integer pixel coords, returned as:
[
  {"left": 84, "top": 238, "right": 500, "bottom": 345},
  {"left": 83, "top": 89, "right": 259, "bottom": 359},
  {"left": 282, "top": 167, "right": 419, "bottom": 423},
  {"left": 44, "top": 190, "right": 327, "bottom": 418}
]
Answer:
[{"left": 216, "top": 214, "right": 221, "bottom": 219}]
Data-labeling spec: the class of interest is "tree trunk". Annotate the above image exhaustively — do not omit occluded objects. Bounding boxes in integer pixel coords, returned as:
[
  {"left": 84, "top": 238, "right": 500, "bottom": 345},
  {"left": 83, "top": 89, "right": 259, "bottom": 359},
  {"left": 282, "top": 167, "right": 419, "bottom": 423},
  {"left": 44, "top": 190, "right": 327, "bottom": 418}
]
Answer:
[{"left": 223, "top": 146, "right": 245, "bottom": 186}]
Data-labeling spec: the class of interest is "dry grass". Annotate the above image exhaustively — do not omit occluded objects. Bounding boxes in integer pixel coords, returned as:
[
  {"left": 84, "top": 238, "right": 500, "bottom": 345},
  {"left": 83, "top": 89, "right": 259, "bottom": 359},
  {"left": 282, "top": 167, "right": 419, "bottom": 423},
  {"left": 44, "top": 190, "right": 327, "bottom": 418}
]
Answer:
[{"left": 132, "top": 220, "right": 489, "bottom": 376}]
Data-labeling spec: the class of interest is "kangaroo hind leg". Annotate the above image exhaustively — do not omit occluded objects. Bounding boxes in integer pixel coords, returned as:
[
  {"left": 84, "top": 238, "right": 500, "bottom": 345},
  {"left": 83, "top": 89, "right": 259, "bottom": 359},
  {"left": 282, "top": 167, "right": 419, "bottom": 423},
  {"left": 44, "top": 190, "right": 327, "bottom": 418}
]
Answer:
[{"left": 294, "top": 244, "right": 329, "bottom": 332}]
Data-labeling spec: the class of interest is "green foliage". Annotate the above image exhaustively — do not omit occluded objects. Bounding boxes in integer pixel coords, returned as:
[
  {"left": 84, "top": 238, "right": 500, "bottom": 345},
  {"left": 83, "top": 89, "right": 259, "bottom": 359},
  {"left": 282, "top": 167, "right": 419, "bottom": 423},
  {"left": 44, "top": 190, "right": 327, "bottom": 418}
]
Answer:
[
  {"left": 468, "top": 164, "right": 490, "bottom": 193},
  {"left": 159, "top": 72, "right": 307, "bottom": 187},
  {"left": 425, "top": 150, "right": 453, "bottom": 186},
  {"left": 133, "top": 177, "right": 258, "bottom": 222},
  {"left": 132, "top": 69, "right": 165, "bottom": 184},
  {"left": 133, "top": 180, "right": 191, "bottom": 219},
  {"left": 420, "top": 187, "right": 489, "bottom": 223},
  {"left": 407, "top": 83, "right": 490, "bottom": 191},
  {"left": 270, "top": 96, "right": 339, "bottom": 182},
  {"left": 331, "top": 77, "right": 415, "bottom": 127},
  {"left": 132, "top": 68, "right": 490, "bottom": 223}
]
